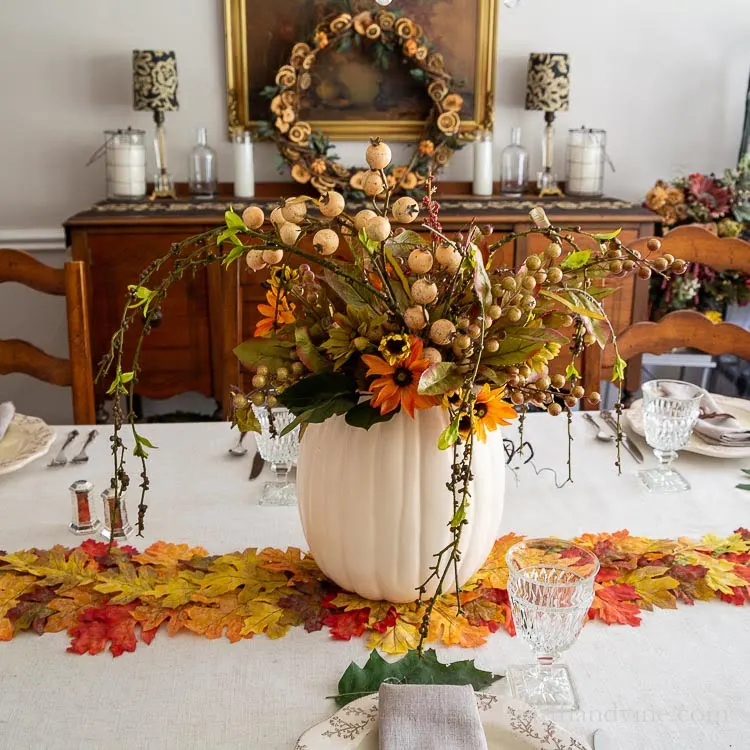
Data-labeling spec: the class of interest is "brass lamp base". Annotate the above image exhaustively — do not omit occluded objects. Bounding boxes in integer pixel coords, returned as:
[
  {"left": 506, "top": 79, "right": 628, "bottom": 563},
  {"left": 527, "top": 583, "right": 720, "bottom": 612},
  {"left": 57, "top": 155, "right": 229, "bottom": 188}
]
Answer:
[
  {"left": 149, "top": 170, "right": 176, "bottom": 200},
  {"left": 538, "top": 185, "right": 564, "bottom": 198}
]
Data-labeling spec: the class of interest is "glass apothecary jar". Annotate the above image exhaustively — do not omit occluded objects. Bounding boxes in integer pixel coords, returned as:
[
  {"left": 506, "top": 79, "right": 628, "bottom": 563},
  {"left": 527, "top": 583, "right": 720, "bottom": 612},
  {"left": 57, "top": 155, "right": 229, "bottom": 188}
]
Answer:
[
  {"left": 104, "top": 128, "right": 147, "bottom": 200},
  {"left": 500, "top": 127, "right": 528, "bottom": 197}
]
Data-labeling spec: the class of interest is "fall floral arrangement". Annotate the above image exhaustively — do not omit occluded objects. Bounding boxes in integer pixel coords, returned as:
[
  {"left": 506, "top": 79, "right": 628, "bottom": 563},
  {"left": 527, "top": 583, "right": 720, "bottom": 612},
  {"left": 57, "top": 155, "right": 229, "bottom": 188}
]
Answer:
[
  {"left": 102, "top": 139, "right": 684, "bottom": 650},
  {"left": 255, "top": 6, "right": 467, "bottom": 199},
  {"left": 645, "top": 156, "right": 750, "bottom": 319}
]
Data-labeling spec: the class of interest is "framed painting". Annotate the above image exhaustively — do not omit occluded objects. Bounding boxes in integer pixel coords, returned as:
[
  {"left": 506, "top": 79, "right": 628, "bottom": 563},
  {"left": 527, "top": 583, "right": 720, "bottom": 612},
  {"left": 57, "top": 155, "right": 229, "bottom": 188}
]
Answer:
[{"left": 224, "top": 0, "right": 497, "bottom": 140}]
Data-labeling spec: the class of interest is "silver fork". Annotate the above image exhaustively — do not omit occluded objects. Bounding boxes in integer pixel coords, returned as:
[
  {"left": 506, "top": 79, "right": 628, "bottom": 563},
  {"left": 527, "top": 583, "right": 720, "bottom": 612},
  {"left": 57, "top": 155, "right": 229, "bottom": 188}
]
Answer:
[
  {"left": 582, "top": 412, "right": 615, "bottom": 442},
  {"left": 71, "top": 429, "right": 99, "bottom": 464},
  {"left": 48, "top": 430, "right": 79, "bottom": 467}
]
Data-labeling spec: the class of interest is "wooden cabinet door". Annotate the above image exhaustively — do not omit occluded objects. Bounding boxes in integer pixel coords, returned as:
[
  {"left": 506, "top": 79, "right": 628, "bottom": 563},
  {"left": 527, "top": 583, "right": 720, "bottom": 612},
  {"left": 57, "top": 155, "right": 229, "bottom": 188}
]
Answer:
[{"left": 79, "top": 227, "right": 217, "bottom": 402}]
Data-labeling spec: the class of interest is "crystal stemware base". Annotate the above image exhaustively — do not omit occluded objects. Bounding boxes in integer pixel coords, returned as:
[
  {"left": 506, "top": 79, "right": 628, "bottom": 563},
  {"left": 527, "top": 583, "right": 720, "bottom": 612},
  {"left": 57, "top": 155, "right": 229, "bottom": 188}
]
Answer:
[
  {"left": 637, "top": 465, "right": 691, "bottom": 492},
  {"left": 506, "top": 663, "right": 580, "bottom": 710},
  {"left": 259, "top": 464, "right": 296, "bottom": 506}
]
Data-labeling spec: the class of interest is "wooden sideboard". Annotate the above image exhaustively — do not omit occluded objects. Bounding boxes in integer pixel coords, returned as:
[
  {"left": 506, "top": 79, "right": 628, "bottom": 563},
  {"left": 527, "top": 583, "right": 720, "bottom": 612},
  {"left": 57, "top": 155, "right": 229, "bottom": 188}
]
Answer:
[{"left": 64, "top": 184, "right": 657, "bottom": 415}]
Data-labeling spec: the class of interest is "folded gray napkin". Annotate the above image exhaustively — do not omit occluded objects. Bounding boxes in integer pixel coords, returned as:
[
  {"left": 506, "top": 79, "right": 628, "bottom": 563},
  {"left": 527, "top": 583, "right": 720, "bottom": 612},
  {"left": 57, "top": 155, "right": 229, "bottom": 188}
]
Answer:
[
  {"left": 656, "top": 383, "right": 750, "bottom": 446},
  {"left": 378, "top": 684, "right": 488, "bottom": 750},
  {"left": 0, "top": 402, "right": 15, "bottom": 442}
]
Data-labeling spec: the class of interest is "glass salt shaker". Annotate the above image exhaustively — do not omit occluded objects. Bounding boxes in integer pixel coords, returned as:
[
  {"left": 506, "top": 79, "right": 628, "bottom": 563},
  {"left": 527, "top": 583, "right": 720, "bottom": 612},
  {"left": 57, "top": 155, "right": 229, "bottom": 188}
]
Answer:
[
  {"left": 100, "top": 487, "right": 134, "bottom": 541},
  {"left": 500, "top": 127, "right": 529, "bottom": 196},
  {"left": 68, "top": 480, "right": 101, "bottom": 535}
]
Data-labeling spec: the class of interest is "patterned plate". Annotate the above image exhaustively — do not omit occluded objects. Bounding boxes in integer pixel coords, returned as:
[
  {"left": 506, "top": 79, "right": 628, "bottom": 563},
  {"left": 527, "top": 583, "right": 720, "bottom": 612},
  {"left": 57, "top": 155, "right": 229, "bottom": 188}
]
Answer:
[
  {"left": 295, "top": 692, "right": 591, "bottom": 749},
  {"left": 0, "top": 414, "right": 55, "bottom": 476},
  {"left": 624, "top": 394, "right": 750, "bottom": 459}
]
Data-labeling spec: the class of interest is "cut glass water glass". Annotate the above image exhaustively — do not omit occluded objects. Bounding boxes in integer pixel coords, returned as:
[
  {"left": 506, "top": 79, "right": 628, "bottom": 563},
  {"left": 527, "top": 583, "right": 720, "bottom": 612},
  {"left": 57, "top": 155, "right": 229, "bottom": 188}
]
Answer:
[
  {"left": 252, "top": 405, "right": 300, "bottom": 506},
  {"left": 637, "top": 379, "right": 704, "bottom": 493},
  {"left": 505, "top": 538, "right": 599, "bottom": 710}
]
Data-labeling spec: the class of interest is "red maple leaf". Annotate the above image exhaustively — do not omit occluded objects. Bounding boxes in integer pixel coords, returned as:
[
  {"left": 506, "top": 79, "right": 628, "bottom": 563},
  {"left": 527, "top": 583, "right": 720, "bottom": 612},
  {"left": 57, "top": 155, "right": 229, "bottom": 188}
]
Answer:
[
  {"left": 371, "top": 607, "right": 397, "bottom": 633},
  {"left": 67, "top": 604, "right": 148, "bottom": 657},
  {"left": 589, "top": 584, "right": 641, "bottom": 626},
  {"left": 720, "top": 587, "right": 750, "bottom": 606},
  {"left": 670, "top": 564, "right": 708, "bottom": 582},
  {"left": 596, "top": 567, "right": 621, "bottom": 583},
  {"left": 734, "top": 527, "right": 750, "bottom": 541},
  {"left": 323, "top": 608, "right": 369, "bottom": 640}
]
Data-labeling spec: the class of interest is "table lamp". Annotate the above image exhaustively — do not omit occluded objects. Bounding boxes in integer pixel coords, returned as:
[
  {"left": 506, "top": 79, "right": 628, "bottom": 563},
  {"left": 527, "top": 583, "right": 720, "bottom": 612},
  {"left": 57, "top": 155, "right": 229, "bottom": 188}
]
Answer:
[
  {"left": 133, "top": 50, "right": 179, "bottom": 199},
  {"left": 525, "top": 52, "right": 569, "bottom": 197}
]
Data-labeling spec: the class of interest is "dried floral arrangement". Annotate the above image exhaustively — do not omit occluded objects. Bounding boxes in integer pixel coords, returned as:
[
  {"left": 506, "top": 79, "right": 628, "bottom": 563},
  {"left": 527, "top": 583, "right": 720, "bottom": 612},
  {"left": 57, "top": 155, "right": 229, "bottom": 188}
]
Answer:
[
  {"left": 255, "top": 7, "right": 467, "bottom": 199},
  {"left": 645, "top": 156, "right": 750, "bottom": 319},
  {"left": 100, "top": 139, "right": 685, "bottom": 652}
]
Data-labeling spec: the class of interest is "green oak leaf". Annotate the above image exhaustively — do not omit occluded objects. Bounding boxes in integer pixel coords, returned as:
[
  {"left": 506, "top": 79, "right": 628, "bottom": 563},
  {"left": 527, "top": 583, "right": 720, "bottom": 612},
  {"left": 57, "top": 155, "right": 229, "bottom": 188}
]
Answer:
[{"left": 332, "top": 649, "right": 502, "bottom": 708}]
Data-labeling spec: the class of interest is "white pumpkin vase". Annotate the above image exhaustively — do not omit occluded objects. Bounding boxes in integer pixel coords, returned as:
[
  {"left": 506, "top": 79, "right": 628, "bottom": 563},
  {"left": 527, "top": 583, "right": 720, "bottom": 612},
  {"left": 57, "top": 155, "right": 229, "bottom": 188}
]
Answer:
[{"left": 296, "top": 407, "right": 506, "bottom": 603}]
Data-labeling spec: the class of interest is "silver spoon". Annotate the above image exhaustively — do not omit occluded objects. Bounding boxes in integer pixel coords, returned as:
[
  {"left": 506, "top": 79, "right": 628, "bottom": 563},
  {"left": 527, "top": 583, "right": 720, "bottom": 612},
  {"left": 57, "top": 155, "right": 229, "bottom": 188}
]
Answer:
[
  {"left": 228, "top": 431, "right": 248, "bottom": 457},
  {"left": 582, "top": 412, "right": 615, "bottom": 442},
  {"left": 71, "top": 429, "right": 99, "bottom": 464}
]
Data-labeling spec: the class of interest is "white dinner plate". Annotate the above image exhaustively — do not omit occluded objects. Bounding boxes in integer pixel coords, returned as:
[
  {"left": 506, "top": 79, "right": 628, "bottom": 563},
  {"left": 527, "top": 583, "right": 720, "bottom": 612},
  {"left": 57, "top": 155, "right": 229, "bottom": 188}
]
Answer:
[
  {"left": 624, "top": 394, "right": 750, "bottom": 459},
  {"left": 0, "top": 414, "right": 56, "bottom": 476},
  {"left": 295, "top": 692, "right": 591, "bottom": 749}
]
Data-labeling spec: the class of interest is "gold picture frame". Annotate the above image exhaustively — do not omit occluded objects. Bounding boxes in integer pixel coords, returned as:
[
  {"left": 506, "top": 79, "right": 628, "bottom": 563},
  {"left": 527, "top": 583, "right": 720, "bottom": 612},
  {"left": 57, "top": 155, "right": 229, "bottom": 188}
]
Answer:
[{"left": 223, "top": 0, "right": 497, "bottom": 141}]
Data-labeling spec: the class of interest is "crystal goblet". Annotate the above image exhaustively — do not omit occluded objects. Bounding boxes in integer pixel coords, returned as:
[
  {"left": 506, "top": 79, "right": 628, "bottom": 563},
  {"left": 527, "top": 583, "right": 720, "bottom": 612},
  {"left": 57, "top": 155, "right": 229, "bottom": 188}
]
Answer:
[
  {"left": 638, "top": 379, "right": 704, "bottom": 493},
  {"left": 505, "top": 538, "right": 599, "bottom": 710},
  {"left": 252, "top": 405, "right": 300, "bottom": 506}
]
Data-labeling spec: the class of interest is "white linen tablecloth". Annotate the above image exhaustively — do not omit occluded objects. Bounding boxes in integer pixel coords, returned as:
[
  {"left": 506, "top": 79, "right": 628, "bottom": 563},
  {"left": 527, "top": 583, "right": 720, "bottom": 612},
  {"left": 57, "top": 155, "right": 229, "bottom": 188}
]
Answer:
[{"left": 0, "top": 414, "right": 747, "bottom": 750}]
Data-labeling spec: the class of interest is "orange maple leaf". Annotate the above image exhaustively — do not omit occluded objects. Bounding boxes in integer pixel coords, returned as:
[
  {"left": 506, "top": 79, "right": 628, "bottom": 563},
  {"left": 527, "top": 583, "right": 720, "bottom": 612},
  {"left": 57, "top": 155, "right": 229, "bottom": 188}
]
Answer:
[
  {"left": 589, "top": 583, "right": 641, "bottom": 626},
  {"left": 132, "top": 541, "right": 209, "bottom": 569}
]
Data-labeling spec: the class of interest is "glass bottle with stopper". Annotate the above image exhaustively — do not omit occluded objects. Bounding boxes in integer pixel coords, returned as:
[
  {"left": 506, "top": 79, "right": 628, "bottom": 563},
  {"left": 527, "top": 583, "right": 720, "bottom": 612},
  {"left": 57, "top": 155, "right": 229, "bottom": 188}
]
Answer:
[
  {"left": 500, "top": 127, "right": 529, "bottom": 196},
  {"left": 189, "top": 127, "right": 217, "bottom": 199}
]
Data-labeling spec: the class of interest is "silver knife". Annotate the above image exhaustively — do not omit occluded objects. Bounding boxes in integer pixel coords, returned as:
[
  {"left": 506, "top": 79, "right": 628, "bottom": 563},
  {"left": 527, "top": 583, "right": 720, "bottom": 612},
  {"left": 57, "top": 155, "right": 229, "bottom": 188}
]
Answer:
[
  {"left": 249, "top": 451, "right": 265, "bottom": 480},
  {"left": 592, "top": 728, "right": 615, "bottom": 750},
  {"left": 600, "top": 411, "right": 644, "bottom": 463}
]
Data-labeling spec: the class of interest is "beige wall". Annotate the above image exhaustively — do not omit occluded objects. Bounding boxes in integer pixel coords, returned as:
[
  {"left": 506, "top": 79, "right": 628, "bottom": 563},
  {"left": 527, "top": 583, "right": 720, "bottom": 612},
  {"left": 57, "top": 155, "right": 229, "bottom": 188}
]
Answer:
[{"left": 1, "top": 0, "right": 749, "bottom": 421}]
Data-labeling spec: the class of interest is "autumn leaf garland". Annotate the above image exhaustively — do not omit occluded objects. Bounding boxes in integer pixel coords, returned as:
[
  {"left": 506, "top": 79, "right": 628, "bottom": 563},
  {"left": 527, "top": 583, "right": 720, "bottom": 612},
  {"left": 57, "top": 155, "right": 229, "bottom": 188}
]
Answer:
[{"left": 0, "top": 530, "right": 748, "bottom": 657}]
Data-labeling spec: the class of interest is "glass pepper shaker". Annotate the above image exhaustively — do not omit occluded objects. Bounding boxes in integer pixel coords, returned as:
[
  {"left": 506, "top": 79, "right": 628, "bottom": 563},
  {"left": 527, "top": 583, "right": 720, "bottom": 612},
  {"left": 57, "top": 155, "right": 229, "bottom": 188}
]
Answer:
[
  {"left": 100, "top": 487, "right": 134, "bottom": 541},
  {"left": 68, "top": 480, "right": 101, "bottom": 535}
]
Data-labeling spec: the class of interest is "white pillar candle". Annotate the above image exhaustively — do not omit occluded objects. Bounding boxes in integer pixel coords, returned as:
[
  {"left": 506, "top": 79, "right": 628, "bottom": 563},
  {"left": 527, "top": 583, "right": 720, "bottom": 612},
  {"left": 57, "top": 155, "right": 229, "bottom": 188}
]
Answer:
[
  {"left": 472, "top": 132, "right": 493, "bottom": 197},
  {"left": 105, "top": 132, "right": 146, "bottom": 200},
  {"left": 234, "top": 133, "right": 255, "bottom": 198},
  {"left": 565, "top": 129, "right": 606, "bottom": 196}
]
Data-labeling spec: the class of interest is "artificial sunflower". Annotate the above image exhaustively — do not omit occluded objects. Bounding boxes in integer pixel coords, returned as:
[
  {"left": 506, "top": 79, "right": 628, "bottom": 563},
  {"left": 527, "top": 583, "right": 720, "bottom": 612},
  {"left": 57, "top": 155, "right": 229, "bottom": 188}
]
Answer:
[
  {"left": 378, "top": 333, "right": 411, "bottom": 365},
  {"left": 456, "top": 385, "right": 517, "bottom": 443},
  {"left": 254, "top": 288, "right": 295, "bottom": 337},
  {"left": 362, "top": 337, "right": 438, "bottom": 417},
  {"left": 268, "top": 265, "right": 299, "bottom": 289}
]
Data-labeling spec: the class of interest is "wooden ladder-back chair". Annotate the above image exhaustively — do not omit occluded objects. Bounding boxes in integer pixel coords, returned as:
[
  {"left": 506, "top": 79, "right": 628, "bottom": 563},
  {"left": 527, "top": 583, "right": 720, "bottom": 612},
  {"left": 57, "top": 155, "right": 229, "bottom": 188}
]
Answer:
[
  {"left": 0, "top": 249, "right": 95, "bottom": 424},
  {"left": 583, "top": 226, "right": 750, "bottom": 401}
]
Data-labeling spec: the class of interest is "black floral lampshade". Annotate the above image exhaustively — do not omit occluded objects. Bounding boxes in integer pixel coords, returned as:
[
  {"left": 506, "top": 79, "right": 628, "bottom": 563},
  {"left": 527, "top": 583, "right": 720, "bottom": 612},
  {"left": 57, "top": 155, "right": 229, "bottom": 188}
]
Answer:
[
  {"left": 525, "top": 53, "right": 570, "bottom": 112},
  {"left": 132, "top": 50, "right": 179, "bottom": 112}
]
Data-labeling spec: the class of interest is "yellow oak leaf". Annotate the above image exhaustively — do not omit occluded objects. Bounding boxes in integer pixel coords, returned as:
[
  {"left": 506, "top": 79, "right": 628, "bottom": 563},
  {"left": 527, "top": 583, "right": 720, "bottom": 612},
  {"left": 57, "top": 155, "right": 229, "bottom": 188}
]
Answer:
[
  {"left": 183, "top": 593, "right": 251, "bottom": 643},
  {"left": 94, "top": 563, "right": 158, "bottom": 604},
  {"left": 676, "top": 551, "right": 748, "bottom": 595},
  {"left": 622, "top": 566, "right": 679, "bottom": 610},
  {"left": 257, "top": 547, "right": 326, "bottom": 583},
  {"left": 467, "top": 532, "right": 524, "bottom": 589},
  {"left": 198, "top": 549, "right": 288, "bottom": 603},
  {"left": 240, "top": 600, "right": 289, "bottom": 640},
  {"left": 132, "top": 600, "right": 190, "bottom": 636},
  {"left": 0, "top": 574, "right": 38, "bottom": 618},
  {"left": 152, "top": 571, "right": 203, "bottom": 608},
  {"left": 365, "top": 614, "right": 421, "bottom": 655},
  {"left": 46, "top": 587, "right": 105, "bottom": 633},
  {"left": 132, "top": 541, "right": 209, "bottom": 569},
  {"left": 427, "top": 597, "right": 490, "bottom": 648},
  {"left": 28, "top": 547, "right": 99, "bottom": 592},
  {"left": 0, "top": 550, "right": 39, "bottom": 572}
]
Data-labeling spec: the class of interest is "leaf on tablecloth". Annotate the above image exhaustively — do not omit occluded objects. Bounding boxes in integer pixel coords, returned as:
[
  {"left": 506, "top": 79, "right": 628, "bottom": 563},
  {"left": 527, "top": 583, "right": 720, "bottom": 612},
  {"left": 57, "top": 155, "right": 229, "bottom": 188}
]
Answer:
[
  {"left": 365, "top": 611, "right": 421, "bottom": 654},
  {"left": 132, "top": 600, "right": 189, "bottom": 637},
  {"left": 0, "top": 574, "right": 38, "bottom": 619},
  {"left": 132, "top": 541, "right": 209, "bottom": 569},
  {"left": 152, "top": 571, "right": 204, "bottom": 608},
  {"left": 622, "top": 566, "right": 679, "bottom": 611},
  {"left": 183, "top": 593, "right": 253, "bottom": 643},
  {"left": 669, "top": 564, "right": 714, "bottom": 605},
  {"left": 332, "top": 649, "right": 502, "bottom": 707},
  {"left": 241, "top": 600, "right": 289, "bottom": 639},
  {"left": 197, "top": 549, "right": 288, "bottom": 602},
  {"left": 257, "top": 547, "right": 326, "bottom": 583},
  {"left": 45, "top": 588, "right": 105, "bottom": 633},
  {"left": 324, "top": 608, "right": 370, "bottom": 641},
  {"left": 589, "top": 583, "right": 642, "bottom": 626},
  {"left": 25, "top": 547, "right": 99, "bottom": 593},
  {"left": 427, "top": 597, "right": 491, "bottom": 648},
  {"left": 94, "top": 563, "right": 158, "bottom": 604},
  {"left": 466, "top": 533, "right": 523, "bottom": 589},
  {"left": 67, "top": 603, "right": 146, "bottom": 657},
  {"left": 328, "top": 592, "right": 392, "bottom": 624}
]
